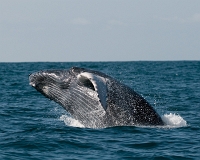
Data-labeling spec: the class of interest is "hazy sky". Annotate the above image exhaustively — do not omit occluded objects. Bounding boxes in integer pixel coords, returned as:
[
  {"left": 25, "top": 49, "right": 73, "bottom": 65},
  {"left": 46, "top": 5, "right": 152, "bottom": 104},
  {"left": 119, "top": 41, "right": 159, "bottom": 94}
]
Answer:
[{"left": 1, "top": 0, "right": 200, "bottom": 62}]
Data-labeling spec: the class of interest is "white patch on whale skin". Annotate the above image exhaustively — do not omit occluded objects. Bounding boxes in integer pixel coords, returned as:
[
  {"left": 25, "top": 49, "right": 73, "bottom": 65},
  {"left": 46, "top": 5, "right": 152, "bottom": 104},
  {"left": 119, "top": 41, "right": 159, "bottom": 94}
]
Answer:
[
  {"left": 42, "top": 86, "right": 49, "bottom": 95},
  {"left": 29, "top": 82, "right": 36, "bottom": 87},
  {"left": 77, "top": 72, "right": 107, "bottom": 110}
]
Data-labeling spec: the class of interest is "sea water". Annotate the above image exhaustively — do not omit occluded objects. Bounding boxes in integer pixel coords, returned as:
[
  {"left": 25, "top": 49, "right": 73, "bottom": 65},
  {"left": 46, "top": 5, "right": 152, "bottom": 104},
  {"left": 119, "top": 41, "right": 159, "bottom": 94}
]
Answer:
[{"left": 0, "top": 61, "right": 199, "bottom": 159}]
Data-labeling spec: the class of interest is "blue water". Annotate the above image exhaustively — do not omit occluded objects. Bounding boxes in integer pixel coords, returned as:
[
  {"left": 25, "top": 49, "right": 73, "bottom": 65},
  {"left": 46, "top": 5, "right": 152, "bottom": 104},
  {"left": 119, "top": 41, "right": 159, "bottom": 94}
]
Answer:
[{"left": 0, "top": 61, "right": 199, "bottom": 159}]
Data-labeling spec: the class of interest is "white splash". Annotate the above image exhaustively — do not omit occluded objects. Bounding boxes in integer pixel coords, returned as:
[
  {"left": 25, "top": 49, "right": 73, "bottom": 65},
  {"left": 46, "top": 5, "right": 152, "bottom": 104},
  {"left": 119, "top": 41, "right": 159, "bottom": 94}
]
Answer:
[
  {"left": 161, "top": 113, "right": 187, "bottom": 128},
  {"left": 59, "top": 115, "right": 85, "bottom": 128},
  {"left": 59, "top": 113, "right": 187, "bottom": 129}
]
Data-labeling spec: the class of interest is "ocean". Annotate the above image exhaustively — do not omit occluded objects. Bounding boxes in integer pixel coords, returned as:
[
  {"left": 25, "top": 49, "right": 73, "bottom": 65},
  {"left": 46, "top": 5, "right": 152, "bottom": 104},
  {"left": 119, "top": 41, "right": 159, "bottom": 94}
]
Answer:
[{"left": 0, "top": 61, "right": 199, "bottom": 159}]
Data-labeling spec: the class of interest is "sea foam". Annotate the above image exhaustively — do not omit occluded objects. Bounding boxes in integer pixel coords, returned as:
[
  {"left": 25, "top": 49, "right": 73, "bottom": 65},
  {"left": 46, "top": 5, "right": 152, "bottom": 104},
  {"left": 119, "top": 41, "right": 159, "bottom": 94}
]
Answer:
[{"left": 161, "top": 113, "right": 187, "bottom": 128}]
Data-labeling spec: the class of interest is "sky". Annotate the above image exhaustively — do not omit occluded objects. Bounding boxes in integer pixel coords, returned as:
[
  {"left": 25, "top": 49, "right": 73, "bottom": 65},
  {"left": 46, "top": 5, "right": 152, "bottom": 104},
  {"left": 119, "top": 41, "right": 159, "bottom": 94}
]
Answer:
[{"left": 1, "top": 0, "right": 200, "bottom": 62}]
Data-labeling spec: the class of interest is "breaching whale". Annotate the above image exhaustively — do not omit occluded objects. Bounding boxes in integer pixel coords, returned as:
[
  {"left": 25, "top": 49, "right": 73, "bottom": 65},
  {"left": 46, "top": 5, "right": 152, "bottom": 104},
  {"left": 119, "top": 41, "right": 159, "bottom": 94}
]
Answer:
[{"left": 29, "top": 67, "right": 164, "bottom": 128}]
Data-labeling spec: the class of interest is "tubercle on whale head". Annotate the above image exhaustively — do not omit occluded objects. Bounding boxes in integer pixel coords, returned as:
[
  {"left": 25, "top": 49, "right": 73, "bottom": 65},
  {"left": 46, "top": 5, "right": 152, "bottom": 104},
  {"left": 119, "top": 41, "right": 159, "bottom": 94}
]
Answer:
[
  {"left": 29, "top": 67, "right": 105, "bottom": 89},
  {"left": 29, "top": 67, "right": 89, "bottom": 95}
]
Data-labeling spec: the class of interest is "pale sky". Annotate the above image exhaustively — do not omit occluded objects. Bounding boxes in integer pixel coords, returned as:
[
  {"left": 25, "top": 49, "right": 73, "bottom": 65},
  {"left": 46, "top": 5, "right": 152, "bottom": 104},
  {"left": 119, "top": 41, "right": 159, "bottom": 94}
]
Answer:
[{"left": 1, "top": 0, "right": 200, "bottom": 62}]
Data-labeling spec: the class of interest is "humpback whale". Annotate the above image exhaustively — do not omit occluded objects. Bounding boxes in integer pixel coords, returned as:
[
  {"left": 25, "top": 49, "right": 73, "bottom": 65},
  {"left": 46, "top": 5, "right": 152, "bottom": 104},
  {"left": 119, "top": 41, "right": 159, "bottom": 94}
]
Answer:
[{"left": 29, "top": 67, "right": 164, "bottom": 128}]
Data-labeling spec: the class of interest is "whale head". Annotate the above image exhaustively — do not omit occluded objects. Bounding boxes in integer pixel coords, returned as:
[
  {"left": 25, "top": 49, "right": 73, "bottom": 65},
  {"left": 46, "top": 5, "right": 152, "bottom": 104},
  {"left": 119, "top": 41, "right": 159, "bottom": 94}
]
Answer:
[{"left": 29, "top": 67, "right": 109, "bottom": 128}]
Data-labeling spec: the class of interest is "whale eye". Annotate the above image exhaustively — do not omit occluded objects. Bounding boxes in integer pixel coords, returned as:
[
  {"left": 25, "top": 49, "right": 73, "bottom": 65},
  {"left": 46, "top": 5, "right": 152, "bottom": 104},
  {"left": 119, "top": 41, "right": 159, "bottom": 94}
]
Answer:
[{"left": 77, "top": 75, "right": 95, "bottom": 91}]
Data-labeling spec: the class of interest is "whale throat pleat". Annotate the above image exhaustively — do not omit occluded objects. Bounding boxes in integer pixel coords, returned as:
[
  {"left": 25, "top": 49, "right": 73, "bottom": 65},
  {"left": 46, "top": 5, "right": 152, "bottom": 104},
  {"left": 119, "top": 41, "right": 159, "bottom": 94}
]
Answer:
[{"left": 66, "top": 86, "right": 106, "bottom": 128}]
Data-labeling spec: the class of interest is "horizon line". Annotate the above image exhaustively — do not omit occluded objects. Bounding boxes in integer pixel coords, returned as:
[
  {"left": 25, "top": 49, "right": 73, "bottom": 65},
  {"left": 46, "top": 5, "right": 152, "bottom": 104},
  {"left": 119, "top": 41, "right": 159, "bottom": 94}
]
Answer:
[{"left": 0, "top": 60, "right": 200, "bottom": 63}]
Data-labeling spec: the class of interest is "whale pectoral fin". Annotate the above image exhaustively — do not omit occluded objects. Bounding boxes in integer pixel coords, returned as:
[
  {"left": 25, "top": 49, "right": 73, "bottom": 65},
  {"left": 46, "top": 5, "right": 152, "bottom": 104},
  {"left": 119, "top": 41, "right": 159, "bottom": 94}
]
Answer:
[
  {"left": 77, "top": 73, "right": 107, "bottom": 111},
  {"left": 77, "top": 75, "right": 95, "bottom": 91}
]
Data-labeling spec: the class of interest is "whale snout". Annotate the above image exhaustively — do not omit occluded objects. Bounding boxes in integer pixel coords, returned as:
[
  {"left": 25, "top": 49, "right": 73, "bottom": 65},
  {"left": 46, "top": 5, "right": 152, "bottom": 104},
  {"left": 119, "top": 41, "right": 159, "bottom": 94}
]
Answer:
[
  {"left": 29, "top": 69, "right": 72, "bottom": 93},
  {"left": 29, "top": 71, "right": 44, "bottom": 86},
  {"left": 29, "top": 73, "right": 37, "bottom": 87},
  {"left": 29, "top": 72, "right": 47, "bottom": 94}
]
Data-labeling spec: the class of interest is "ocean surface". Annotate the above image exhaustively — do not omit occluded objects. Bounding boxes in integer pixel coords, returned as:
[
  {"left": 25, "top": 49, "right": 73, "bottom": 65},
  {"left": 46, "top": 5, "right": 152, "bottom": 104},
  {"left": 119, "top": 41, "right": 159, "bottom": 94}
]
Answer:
[{"left": 0, "top": 61, "right": 199, "bottom": 160}]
